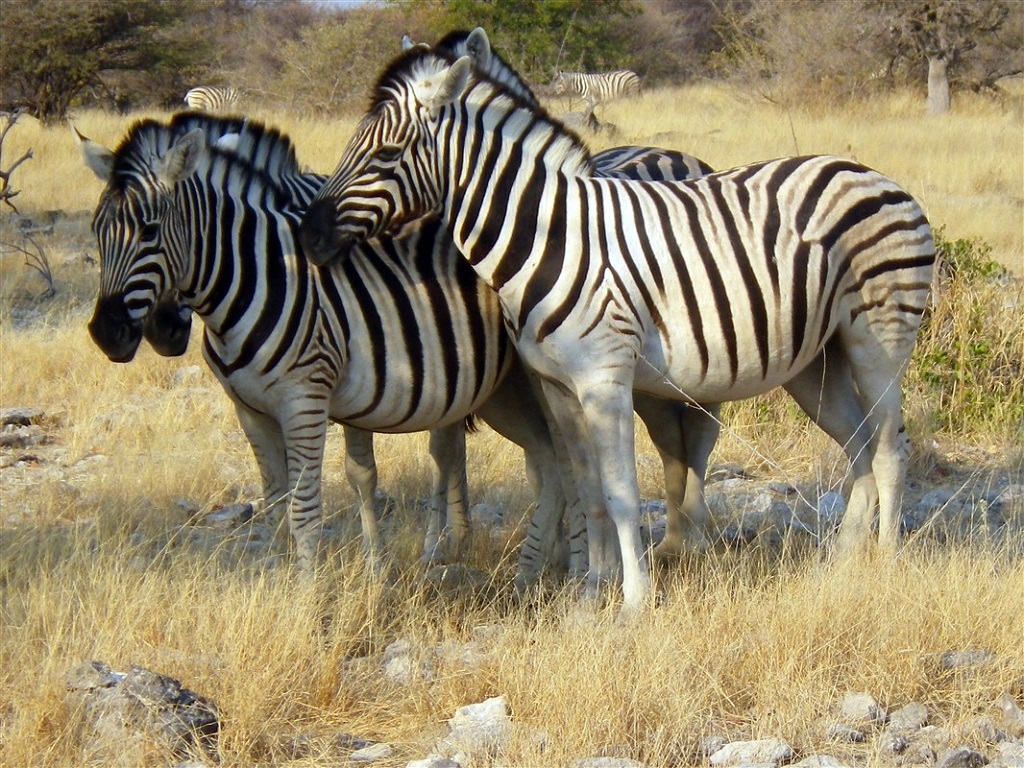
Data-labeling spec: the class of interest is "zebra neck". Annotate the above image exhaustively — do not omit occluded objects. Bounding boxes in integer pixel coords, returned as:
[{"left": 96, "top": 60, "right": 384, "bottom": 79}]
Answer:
[{"left": 441, "top": 97, "right": 587, "bottom": 299}]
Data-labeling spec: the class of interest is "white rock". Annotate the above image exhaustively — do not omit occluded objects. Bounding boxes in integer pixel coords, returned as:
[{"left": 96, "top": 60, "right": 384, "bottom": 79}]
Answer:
[
  {"left": 350, "top": 742, "right": 394, "bottom": 762},
  {"left": 839, "top": 691, "right": 886, "bottom": 726},
  {"left": 709, "top": 737, "right": 794, "bottom": 766}
]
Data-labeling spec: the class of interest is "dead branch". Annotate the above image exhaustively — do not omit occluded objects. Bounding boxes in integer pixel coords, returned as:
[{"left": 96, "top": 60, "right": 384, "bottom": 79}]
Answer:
[{"left": 1, "top": 109, "right": 33, "bottom": 214}]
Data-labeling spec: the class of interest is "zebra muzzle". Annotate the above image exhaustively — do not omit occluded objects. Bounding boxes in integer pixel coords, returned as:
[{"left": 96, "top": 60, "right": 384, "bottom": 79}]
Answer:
[
  {"left": 299, "top": 199, "right": 348, "bottom": 267},
  {"left": 88, "top": 296, "right": 144, "bottom": 363}
]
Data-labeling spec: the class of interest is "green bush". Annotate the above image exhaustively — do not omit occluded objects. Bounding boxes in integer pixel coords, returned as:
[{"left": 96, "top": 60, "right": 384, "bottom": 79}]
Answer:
[{"left": 910, "top": 229, "right": 1023, "bottom": 442}]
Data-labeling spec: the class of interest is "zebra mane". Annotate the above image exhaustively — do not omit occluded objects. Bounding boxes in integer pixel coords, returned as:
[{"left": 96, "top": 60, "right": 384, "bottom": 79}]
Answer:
[
  {"left": 432, "top": 29, "right": 541, "bottom": 108},
  {"left": 110, "top": 112, "right": 304, "bottom": 194},
  {"left": 371, "top": 48, "right": 592, "bottom": 176}
]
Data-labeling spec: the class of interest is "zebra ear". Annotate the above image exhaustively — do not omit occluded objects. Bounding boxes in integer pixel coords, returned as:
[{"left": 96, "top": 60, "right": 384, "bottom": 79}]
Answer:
[
  {"left": 466, "top": 28, "right": 491, "bottom": 68},
  {"left": 427, "top": 56, "right": 473, "bottom": 114},
  {"left": 73, "top": 126, "right": 115, "bottom": 182},
  {"left": 156, "top": 128, "right": 206, "bottom": 186}
]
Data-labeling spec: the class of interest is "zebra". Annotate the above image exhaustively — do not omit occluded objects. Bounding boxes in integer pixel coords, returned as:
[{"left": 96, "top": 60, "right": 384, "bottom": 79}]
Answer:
[
  {"left": 418, "top": 27, "right": 720, "bottom": 561},
  {"left": 299, "top": 50, "right": 936, "bottom": 615},
  {"left": 183, "top": 86, "right": 241, "bottom": 112},
  {"left": 75, "top": 112, "right": 576, "bottom": 578},
  {"left": 552, "top": 69, "right": 641, "bottom": 112}
]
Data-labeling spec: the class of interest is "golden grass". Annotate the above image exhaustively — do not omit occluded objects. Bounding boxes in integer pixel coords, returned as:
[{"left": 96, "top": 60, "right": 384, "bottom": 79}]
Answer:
[{"left": 1, "top": 85, "right": 1023, "bottom": 766}]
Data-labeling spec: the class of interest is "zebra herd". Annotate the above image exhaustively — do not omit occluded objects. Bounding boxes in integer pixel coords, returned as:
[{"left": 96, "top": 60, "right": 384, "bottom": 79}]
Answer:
[{"left": 82, "top": 28, "right": 934, "bottom": 614}]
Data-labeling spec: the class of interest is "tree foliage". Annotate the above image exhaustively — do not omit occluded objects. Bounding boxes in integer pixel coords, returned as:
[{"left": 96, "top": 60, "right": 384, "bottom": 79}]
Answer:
[
  {"left": 0, "top": 0, "right": 203, "bottom": 123},
  {"left": 392, "top": 0, "right": 641, "bottom": 85}
]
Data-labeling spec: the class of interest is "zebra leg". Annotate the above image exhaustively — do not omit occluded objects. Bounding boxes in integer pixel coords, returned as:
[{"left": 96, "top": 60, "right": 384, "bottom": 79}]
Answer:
[
  {"left": 537, "top": 377, "right": 612, "bottom": 604},
  {"left": 280, "top": 407, "right": 330, "bottom": 572},
  {"left": 475, "top": 369, "right": 569, "bottom": 588},
  {"left": 576, "top": 378, "right": 651, "bottom": 616},
  {"left": 783, "top": 345, "right": 877, "bottom": 554},
  {"left": 633, "top": 395, "right": 720, "bottom": 558},
  {"left": 233, "top": 403, "right": 289, "bottom": 542},
  {"left": 341, "top": 426, "right": 384, "bottom": 570},
  {"left": 842, "top": 329, "right": 915, "bottom": 556},
  {"left": 421, "top": 422, "right": 469, "bottom": 565}
]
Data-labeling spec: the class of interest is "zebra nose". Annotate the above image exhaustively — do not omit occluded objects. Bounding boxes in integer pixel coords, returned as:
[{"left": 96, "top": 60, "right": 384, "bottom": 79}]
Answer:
[
  {"left": 299, "top": 199, "right": 342, "bottom": 267},
  {"left": 88, "top": 296, "right": 143, "bottom": 363}
]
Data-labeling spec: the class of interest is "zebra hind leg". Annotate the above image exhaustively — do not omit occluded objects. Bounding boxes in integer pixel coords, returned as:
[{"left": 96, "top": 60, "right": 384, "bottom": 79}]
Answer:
[
  {"left": 342, "top": 426, "right": 385, "bottom": 572},
  {"left": 783, "top": 346, "right": 877, "bottom": 555},
  {"left": 422, "top": 423, "right": 470, "bottom": 565}
]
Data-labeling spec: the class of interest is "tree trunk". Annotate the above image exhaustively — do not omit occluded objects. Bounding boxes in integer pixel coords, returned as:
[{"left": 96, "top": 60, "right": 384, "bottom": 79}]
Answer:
[{"left": 927, "top": 55, "right": 951, "bottom": 115}]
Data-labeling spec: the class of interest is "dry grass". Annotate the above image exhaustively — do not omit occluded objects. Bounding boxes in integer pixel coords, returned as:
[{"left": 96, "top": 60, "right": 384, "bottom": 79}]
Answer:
[{"left": 1, "top": 84, "right": 1023, "bottom": 766}]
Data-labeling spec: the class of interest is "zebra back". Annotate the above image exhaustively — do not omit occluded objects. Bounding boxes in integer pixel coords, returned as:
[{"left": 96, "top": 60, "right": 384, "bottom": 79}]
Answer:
[
  {"left": 553, "top": 70, "right": 641, "bottom": 106},
  {"left": 183, "top": 86, "right": 241, "bottom": 112},
  {"left": 430, "top": 29, "right": 710, "bottom": 182}
]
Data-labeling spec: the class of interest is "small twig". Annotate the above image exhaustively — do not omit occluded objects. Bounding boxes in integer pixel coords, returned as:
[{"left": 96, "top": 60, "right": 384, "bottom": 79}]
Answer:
[{"left": 0, "top": 233, "right": 55, "bottom": 299}]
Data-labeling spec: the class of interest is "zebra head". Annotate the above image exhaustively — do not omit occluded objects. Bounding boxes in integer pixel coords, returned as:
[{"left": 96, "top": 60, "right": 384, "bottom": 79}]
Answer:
[
  {"left": 301, "top": 51, "right": 473, "bottom": 267},
  {"left": 142, "top": 291, "right": 193, "bottom": 357},
  {"left": 76, "top": 123, "right": 206, "bottom": 362}
]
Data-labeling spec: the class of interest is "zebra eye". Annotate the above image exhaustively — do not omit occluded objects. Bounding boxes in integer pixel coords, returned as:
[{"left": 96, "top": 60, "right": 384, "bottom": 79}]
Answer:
[
  {"left": 139, "top": 223, "right": 161, "bottom": 241},
  {"left": 374, "top": 145, "right": 403, "bottom": 164}
]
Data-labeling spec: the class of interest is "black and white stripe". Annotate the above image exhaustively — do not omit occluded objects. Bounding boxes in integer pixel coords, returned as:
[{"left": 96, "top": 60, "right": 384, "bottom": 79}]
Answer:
[
  {"left": 183, "top": 86, "right": 241, "bottom": 112},
  {"left": 428, "top": 28, "right": 720, "bottom": 564},
  {"left": 301, "top": 50, "right": 936, "bottom": 613},
  {"left": 77, "top": 112, "right": 572, "bottom": 577},
  {"left": 552, "top": 69, "right": 641, "bottom": 109}
]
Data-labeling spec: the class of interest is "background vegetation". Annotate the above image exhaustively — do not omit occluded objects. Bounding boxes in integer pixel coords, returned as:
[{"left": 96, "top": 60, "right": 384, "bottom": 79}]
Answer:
[
  {"left": 0, "top": 2, "right": 1022, "bottom": 766},
  {"left": 1, "top": 0, "right": 1021, "bottom": 121}
]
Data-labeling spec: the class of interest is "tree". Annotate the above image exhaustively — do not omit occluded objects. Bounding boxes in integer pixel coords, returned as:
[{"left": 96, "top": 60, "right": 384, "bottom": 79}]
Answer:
[
  {"left": 0, "top": 0, "right": 198, "bottom": 122},
  {"left": 881, "top": 0, "right": 1021, "bottom": 114},
  {"left": 391, "top": 0, "right": 641, "bottom": 86}
]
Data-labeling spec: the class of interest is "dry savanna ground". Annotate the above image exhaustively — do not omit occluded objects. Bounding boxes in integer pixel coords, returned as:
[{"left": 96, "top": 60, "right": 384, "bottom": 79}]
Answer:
[{"left": 1, "top": 81, "right": 1022, "bottom": 767}]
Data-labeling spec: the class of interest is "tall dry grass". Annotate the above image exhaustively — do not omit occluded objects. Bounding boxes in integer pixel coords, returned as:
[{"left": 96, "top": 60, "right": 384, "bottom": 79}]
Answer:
[{"left": 1, "top": 83, "right": 1022, "bottom": 766}]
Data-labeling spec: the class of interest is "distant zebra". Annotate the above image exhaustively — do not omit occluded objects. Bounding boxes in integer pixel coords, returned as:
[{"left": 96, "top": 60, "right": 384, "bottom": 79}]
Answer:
[
  {"left": 183, "top": 86, "right": 241, "bottom": 112},
  {"left": 426, "top": 28, "right": 719, "bottom": 561},
  {"left": 75, "top": 112, "right": 574, "bottom": 577},
  {"left": 552, "top": 69, "right": 641, "bottom": 110},
  {"left": 300, "top": 50, "right": 936, "bottom": 615}
]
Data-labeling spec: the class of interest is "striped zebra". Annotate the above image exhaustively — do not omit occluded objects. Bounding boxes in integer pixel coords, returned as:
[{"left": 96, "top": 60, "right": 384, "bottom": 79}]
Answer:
[
  {"left": 425, "top": 27, "right": 719, "bottom": 561},
  {"left": 552, "top": 69, "right": 641, "bottom": 110},
  {"left": 183, "top": 86, "right": 241, "bottom": 112},
  {"left": 299, "top": 50, "right": 936, "bottom": 614},
  {"left": 75, "top": 112, "right": 575, "bottom": 577}
]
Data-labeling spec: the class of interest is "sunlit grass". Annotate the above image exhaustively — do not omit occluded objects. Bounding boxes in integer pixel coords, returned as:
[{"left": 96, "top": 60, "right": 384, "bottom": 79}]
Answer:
[{"left": 1, "top": 83, "right": 1022, "bottom": 766}]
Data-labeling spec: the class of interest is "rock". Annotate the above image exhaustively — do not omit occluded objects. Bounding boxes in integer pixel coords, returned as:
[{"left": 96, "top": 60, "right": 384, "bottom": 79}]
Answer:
[
  {"left": 65, "top": 661, "right": 219, "bottom": 763},
  {"left": 350, "top": 742, "right": 394, "bottom": 762},
  {"left": 382, "top": 638, "right": 434, "bottom": 685},
  {"left": 201, "top": 502, "right": 254, "bottom": 529},
  {"left": 991, "top": 742, "right": 1024, "bottom": 768},
  {"left": 997, "top": 692, "right": 1024, "bottom": 736},
  {"left": 817, "top": 492, "right": 846, "bottom": 525},
  {"left": 576, "top": 758, "right": 647, "bottom": 768},
  {"left": 889, "top": 702, "right": 929, "bottom": 731},
  {"left": 0, "top": 406, "right": 45, "bottom": 426},
  {"left": 438, "top": 695, "right": 512, "bottom": 760},
  {"left": 791, "top": 757, "right": 855, "bottom": 768},
  {"left": 839, "top": 691, "right": 886, "bottom": 727},
  {"left": 826, "top": 723, "right": 865, "bottom": 742},
  {"left": 940, "top": 649, "right": 997, "bottom": 671},
  {"left": 708, "top": 738, "right": 794, "bottom": 766},
  {"left": 936, "top": 746, "right": 988, "bottom": 768},
  {"left": 405, "top": 757, "right": 462, "bottom": 768}
]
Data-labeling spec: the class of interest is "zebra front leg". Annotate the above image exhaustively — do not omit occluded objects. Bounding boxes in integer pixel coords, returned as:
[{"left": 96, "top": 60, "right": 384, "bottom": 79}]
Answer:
[
  {"left": 342, "top": 426, "right": 384, "bottom": 571},
  {"left": 537, "top": 378, "right": 618, "bottom": 605},
  {"left": 233, "top": 403, "right": 290, "bottom": 546},
  {"left": 422, "top": 422, "right": 469, "bottom": 565},
  {"left": 577, "top": 378, "right": 652, "bottom": 617},
  {"left": 281, "top": 407, "right": 330, "bottom": 572}
]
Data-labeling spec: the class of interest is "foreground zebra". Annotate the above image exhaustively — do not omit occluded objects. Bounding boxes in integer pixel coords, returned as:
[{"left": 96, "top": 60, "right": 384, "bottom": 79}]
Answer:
[
  {"left": 300, "top": 50, "right": 936, "bottom": 614},
  {"left": 183, "top": 86, "right": 241, "bottom": 112},
  {"left": 552, "top": 69, "right": 641, "bottom": 111},
  {"left": 414, "top": 27, "right": 720, "bottom": 560},
  {"left": 77, "top": 113, "right": 576, "bottom": 577}
]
